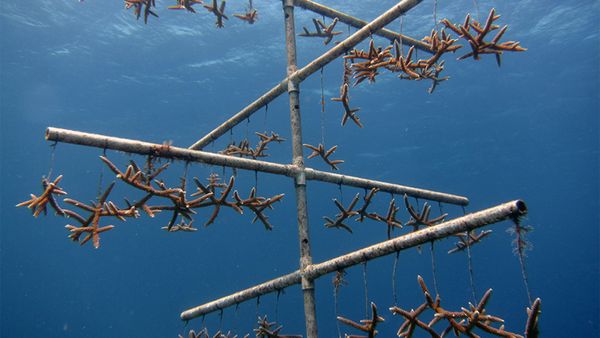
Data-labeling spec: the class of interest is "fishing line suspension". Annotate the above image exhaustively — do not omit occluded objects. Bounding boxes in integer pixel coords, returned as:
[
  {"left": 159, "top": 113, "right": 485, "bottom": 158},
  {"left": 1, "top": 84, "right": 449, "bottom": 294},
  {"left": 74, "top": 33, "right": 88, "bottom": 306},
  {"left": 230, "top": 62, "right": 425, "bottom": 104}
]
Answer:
[
  {"left": 47, "top": 141, "right": 58, "bottom": 179},
  {"left": 399, "top": 15, "right": 404, "bottom": 53},
  {"left": 218, "top": 309, "right": 224, "bottom": 330},
  {"left": 511, "top": 216, "right": 534, "bottom": 305},
  {"left": 333, "top": 269, "right": 346, "bottom": 338},
  {"left": 362, "top": 261, "right": 369, "bottom": 318},
  {"left": 462, "top": 206, "right": 478, "bottom": 303},
  {"left": 96, "top": 148, "right": 107, "bottom": 199},
  {"left": 430, "top": 240, "right": 439, "bottom": 296},
  {"left": 392, "top": 251, "right": 400, "bottom": 306},
  {"left": 245, "top": 116, "right": 250, "bottom": 140},
  {"left": 263, "top": 103, "right": 268, "bottom": 132},
  {"left": 233, "top": 303, "right": 240, "bottom": 334},
  {"left": 472, "top": 0, "right": 481, "bottom": 21},
  {"left": 255, "top": 295, "right": 261, "bottom": 321},
  {"left": 320, "top": 66, "right": 326, "bottom": 145},
  {"left": 275, "top": 289, "right": 282, "bottom": 323},
  {"left": 254, "top": 170, "right": 259, "bottom": 191},
  {"left": 433, "top": 0, "right": 438, "bottom": 29}
]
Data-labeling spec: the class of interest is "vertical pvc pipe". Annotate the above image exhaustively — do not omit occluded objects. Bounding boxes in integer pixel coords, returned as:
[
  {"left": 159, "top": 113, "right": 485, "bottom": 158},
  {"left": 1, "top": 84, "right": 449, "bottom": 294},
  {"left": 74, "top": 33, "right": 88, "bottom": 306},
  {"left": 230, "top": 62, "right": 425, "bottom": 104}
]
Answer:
[{"left": 282, "top": 0, "right": 318, "bottom": 336}]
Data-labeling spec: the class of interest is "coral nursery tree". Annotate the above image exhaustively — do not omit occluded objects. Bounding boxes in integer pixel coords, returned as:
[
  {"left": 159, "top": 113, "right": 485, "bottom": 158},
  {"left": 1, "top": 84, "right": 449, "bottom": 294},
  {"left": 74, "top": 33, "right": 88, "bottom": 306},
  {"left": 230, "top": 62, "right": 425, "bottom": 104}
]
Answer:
[{"left": 18, "top": 0, "right": 539, "bottom": 336}]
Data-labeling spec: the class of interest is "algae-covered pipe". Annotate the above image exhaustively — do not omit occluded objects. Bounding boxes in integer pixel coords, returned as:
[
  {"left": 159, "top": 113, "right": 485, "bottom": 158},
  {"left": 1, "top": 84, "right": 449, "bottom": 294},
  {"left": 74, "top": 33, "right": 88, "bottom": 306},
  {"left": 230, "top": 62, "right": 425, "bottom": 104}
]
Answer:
[
  {"left": 282, "top": 0, "right": 319, "bottom": 336},
  {"left": 180, "top": 199, "right": 527, "bottom": 320},
  {"left": 45, "top": 127, "right": 469, "bottom": 205}
]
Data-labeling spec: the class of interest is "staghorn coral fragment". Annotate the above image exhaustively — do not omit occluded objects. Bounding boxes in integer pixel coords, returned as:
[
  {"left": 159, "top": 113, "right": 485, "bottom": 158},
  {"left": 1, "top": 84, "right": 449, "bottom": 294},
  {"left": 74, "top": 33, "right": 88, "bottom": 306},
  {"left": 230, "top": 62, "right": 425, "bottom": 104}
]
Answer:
[
  {"left": 355, "top": 187, "right": 380, "bottom": 222},
  {"left": 441, "top": 8, "right": 526, "bottom": 66},
  {"left": 299, "top": 18, "right": 342, "bottom": 45},
  {"left": 203, "top": 0, "right": 228, "bottom": 28},
  {"left": 303, "top": 143, "right": 344, "bottom": 170},
  {"left": 403, "top": 194, "right": 447, "bottom": 231},
  {"left": 331, "top": 83, "right": 362, "bottom": 128},
  {"left": 338, "top": 302, "right": 384, "bottom": 337},
  {"left": 17, "top": 175, "right": 67, "bottom": 217},
  {"left": 162, "top": 220, "right": 198, "bottom": 232},
  {"left": 233, "top": 187, "right": 284, "bottom": 230},
  {"left": 370, "top": 198, "right": 403, "bottom": 239},
  {"left": 524, "top": 298, "right": 541, "bottom": 338},
  {"left": 448, "top": 230, "right": 493, "bottom": 254},
  {"left": 323, "top": 193, "right": 360, "bottom": 233},
  {"left": 168, "top": 0, "right": 203, "bottom": 13}
]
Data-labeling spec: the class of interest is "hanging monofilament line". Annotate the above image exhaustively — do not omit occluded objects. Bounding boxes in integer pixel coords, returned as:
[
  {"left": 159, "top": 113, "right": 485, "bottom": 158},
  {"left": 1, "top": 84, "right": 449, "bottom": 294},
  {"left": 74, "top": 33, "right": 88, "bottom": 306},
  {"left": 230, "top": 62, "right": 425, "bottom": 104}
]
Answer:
[
  {"left": 320, "top": 66, "right": 326, "bottom": 145},
  {"left": 430, "top": 241, "right": 439, "bottom": 296},
  {"left": 218, "top": 309, "right": 224, "bottom": 331},
  {"left": 255, "top": 295, "right": 260, "bottom": 320},
  {"left": 399, "top": 15, "right": 404, "bottom": 53},
  {"left": 47, "top": 141, "right": 57, "bottom": 179},
  {"left": 428, "top": 202, "right": 446, "bottom": 296},
  {"left": 245, "top": 117, "right": 250, "bottom": 141},
  {"left": 433, "top": 0, "right": 438, "bottom": 29},
  {"left": 254, "top": 170, "right": 258, "bottom": 191},
  {"left": 462, "top": 206, "right": 478, "bottom": 303},
  {"left": 233, "top": 303, "right": 240, "bottom": 334},
  {"left": 263, "top": 104, "right": 268, "bottom": 132},
  {"left": 392, "top": 251, "right": 400, "bottom": 306},
  {"left": 275, "top": 289, "right": 281, "bottom": 323},
  {"left": 472, "top": 0, "right": 481, "bottom": 21},
  {"left": 96, "top": 148, "right": 107, "bottom": 199},
  {"left": 333, "top": 269, "right": 346, "bottom": 338},
  {"left": 466, "top": 240, "right": 477, "bottom": 303},
  {"left": 511, "top": 216, "right": 534, "bottom": 305},
  {"left": 334, "top": 279, "right": 341, "bottom": 338},
  {"left": 338, "top": 183, "right": 344, "bottom": 204},
  {"left": 183, "top": 161, "right": 190, "bottom": 183},
  {"left": 362, "top": 262, "right": 369, "bottom": 318}
]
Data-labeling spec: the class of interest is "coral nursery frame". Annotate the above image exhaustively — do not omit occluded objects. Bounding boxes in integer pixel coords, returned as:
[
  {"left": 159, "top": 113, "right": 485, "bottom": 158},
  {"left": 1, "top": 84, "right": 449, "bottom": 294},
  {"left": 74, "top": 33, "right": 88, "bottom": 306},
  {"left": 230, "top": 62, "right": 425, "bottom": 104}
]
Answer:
[{"left": 42, "top": 0, "right": 530, "bottom": 336}]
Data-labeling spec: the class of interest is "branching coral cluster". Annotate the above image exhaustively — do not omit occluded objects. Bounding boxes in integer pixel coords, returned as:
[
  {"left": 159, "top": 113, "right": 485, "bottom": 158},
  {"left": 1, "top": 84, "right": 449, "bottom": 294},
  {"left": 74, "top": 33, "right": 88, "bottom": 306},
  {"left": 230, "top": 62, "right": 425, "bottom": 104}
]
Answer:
[
  {"left": 338, "top": 8, "right": 525, "bottom": 97},
  {"left": 17, "top": 156, "right": 285, "bottom": 248},
  {"left": 343, "top": 33, "right": 457, "bottom": 93},
  {"left": 323, "top": 190, "right": 453, "bottom": 241},
  {"left": 303, "top": 143, "right": 344, "bottom": 170},
  {"left": 333, "top": 276, "right": 541, "bottom": 338},
  {"left": 220, "top": 131, "right": 285, "bottom": 159},
  {"left": 299, "top": 18, "right": 342, "bottom": 45},
  {"left": 178, "top": 276, "right": 541, "bottom": 338},
  {"left": 441, "top": 8, "right": 527, "bottom": 66},
  {"left": 179, "top": 316, "right": 301, "bottom": 338},
  {"left": 387, "top": 276, "right": 541, "bottom": 338},
  {"left": 123, "top": 0, "right": 258, "bottom": 27},
  {"left": 16, "top": 175, "right": 67, "bottom": 217},
  {"left": 124, "top": 0, "right": 158, "bottom": 24}
]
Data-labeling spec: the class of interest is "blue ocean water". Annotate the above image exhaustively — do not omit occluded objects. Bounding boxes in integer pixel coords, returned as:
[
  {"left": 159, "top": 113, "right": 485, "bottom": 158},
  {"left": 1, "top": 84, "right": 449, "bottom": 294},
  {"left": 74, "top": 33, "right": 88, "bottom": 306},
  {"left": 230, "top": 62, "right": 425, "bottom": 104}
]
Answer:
[{"left": 1, "top": 0, "right": 598, "bottom": 337}]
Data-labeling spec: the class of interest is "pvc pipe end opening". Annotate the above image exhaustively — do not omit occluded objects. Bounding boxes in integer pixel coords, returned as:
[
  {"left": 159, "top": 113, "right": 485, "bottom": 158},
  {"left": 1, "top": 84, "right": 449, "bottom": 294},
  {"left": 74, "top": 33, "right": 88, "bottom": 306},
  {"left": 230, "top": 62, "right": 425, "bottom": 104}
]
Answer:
[{"left": 515, "top": 200, "right": 527, "bottom": 215}]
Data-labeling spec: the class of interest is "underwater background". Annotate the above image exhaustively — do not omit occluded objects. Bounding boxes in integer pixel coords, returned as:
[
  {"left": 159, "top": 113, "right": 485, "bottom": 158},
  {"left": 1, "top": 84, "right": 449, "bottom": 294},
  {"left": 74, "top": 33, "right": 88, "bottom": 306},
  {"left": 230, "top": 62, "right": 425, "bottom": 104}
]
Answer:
[{"left": 1, "top": 0, "right": 598, "bottom": 337}]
